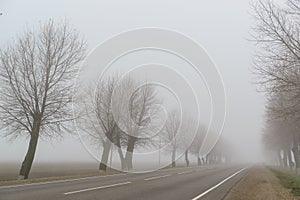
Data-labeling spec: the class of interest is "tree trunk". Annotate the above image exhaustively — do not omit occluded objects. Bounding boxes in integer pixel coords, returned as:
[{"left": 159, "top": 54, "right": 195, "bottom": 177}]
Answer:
[
  {"left": 185, "top": 150, "right": 190, "bottom": 167},
  {"left": 292, "top": 147, "right": 300, "bottom": 174},
  {"left": 202, "top": 157, "right": 206, "bottom": 165},
  {"left": 286, "top": 148, "right": 293, "bottom": 171},
  {"left": 125, "top": 152, "right": 133, "bottom": 170},
  {"left": 109, "top": 146, "right": 113, "bottom": 167},
  {"left": 115, "top": 132, "right": 125, "bottom": 170},
  {"left": 292, "top": 133, "right": 300, "bottom": 174},
  {"left": 124, "top": 136, "right": 136, "bottom": 170},
  {"left": 283, "top": 149, "right": 288, "bottom": 168},
  {"left": 18, "top": 135, "right": 39, "bottom": 179},
  {"left": 117, "top": 147, "right": 125, "bottom": 170},
  {"left": 171, "top": 148, "right": 176, "bottom": 167},
  {"left": 206, "top": 154, "right": 211, "bottom": 165},
  {"left": 99, "top": 138, "right": 112, "bottom": 171},
  {"left": 197, "top": 156, "right": 201, "bottom": 166},
  {"left": 277, "top": 150, "right": 283, "bottom": 167},
  {"left": 18, "top": 120, "right": 40, "bottom": 179}
]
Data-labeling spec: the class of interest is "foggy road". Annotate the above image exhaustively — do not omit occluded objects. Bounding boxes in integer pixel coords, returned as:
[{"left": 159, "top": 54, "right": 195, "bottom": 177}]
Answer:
[{"left": 0, "top": 165, "right": 248, "bottom": 200}]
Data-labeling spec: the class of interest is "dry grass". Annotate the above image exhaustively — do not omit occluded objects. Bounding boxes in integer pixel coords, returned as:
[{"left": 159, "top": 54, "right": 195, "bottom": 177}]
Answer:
[
  {"left": 0, "top": 162, "right": 122, "bottom": 186},
  {"left": 225, "top": 166, "right": 300, "bottom": 200},
  {"left": 0, "top": 162, "right": 197, "bottom": 187},
  {"left": 0, "top": 170, "right": 122, "bottom": 187}
]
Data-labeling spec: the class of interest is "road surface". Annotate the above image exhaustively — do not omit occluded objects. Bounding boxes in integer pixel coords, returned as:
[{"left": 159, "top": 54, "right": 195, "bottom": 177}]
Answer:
[{"left": 0, "top": 165, "right": 248, "bottom": 200}]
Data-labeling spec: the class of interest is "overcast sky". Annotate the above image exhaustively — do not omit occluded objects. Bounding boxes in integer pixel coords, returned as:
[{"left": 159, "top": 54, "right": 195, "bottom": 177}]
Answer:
[{"left": 0, "top": 0, "right": 265, "bottom": 163}]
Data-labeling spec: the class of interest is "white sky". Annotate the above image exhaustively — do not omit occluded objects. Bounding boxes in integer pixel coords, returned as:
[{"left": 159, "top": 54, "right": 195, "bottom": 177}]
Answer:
[{"left": 0, "top": 0, "right": 265, "bottom": 163}]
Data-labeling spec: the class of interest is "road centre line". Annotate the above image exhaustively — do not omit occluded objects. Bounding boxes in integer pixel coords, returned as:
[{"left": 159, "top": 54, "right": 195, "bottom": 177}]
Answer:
[
  {"left": 144, "top": 174, "right": 171, "bottom": 181},
  {"left": 63, "top": 181, "right": 132, "bottom": 195},
  {"left": 0, "top": 166, "right": 214, "bottom": 190},
  {"left": 177, "top": 170, "right": 193, "bottom": 175}
]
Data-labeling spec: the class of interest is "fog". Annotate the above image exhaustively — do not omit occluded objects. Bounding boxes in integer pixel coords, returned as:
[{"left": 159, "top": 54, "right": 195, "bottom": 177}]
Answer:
[{"left": 0, "top": 0, "right": 265, "bottom": 164}]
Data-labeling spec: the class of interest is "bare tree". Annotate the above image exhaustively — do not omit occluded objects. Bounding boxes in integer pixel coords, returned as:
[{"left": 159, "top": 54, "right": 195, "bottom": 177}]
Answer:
[
  {"left": 252, "top": 0, "right": 300, "bottom": 118},
  {"left": 0, "top": 20, "right": 86, "bottom": 179},
  {"left": 252, "top": 0, "right": 300, "bottom": 172},
  {"left": 252, "top": 0, "right": 300, "bottom": 92},
  {"left": 263, "top": 98, "right": 296, "bottom": 170},
  {"left": 80, "top": 76, "right": 161, "bottom": 171},
  {"left": 162, "top": 112, "right": 200, "bottom": 167},
  {"left": 190, "top": 125, "right": 206, "bottom": 165},
  {"left": 162, "top": 110, "right": 181, "bottom": 167},
  {"left": 179, "top": 117, "right": 198, "bottom": 167},
  {"left": 80, "top": 76, "right": 130, "bottom": 171},
  {"left": 122, "top": 83, "right": 161, "bottom": 170},
  {"left": 205, "top": 137, "right": 232, "bottom": 165},
  {"left": 263, "top": 122, "right": 290, "bottom": 168},
  {"left": 84, "top": 77, "right": 119, "bottom": 171}
]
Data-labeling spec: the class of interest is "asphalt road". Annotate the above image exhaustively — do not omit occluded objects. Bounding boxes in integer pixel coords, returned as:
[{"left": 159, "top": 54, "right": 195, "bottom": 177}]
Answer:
[{"left": 0, "top": 165, "right": 248, "bottom": 200}]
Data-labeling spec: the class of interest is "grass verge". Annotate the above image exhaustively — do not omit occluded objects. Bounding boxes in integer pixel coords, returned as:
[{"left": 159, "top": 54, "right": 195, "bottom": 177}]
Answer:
[
  {"left": 269, "top": 167, "right": 300, "bottom": 196},
  {"left": 0, "top": 169, "right": 122, "bottom": 187}
]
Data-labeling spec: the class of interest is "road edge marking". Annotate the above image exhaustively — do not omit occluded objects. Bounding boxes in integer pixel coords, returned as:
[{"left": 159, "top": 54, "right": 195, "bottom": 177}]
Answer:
[
  {"left": 191, "top": 167, "right": 247, "bottom": 200},
  {"left": 63, "top": 181, "right": 132, "bottom": 195}
]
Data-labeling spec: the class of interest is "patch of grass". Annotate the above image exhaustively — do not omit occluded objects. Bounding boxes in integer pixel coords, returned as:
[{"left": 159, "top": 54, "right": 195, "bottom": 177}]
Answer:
[
  {"left": 0, "top": 169, "right": 122, "bottom": 187},
  {"left": 269, "top": 167, "right": 300, "bottom": 196}
]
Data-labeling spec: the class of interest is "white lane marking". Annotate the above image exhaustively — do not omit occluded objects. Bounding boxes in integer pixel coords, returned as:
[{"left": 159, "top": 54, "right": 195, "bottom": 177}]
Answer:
[
  {"left": 63, "top": 181, "right": 132, "bottom": 195},
  {"left": 177, "top": 170, "right": 193, "bottom": 175},
  {"left": 191, "top": 167, "right": 247, "bottom": 200},
  {"left": 144, "top": 174, "right": 171, "bottom": 181},
  {"left": 0, "top": 173, "right": 128, "bottom": 190},
  {"left": 0, "top": 165, "right": 216, "bottom": 190}
]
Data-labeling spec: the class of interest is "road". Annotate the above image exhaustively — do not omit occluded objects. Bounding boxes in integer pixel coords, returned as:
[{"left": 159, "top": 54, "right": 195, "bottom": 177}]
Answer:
[{"left": 0, "top": 165, "right": 248, "bottom": 200}]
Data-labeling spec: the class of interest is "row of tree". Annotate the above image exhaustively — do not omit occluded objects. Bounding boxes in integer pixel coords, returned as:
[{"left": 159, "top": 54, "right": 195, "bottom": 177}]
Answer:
[
  {"left": 252, "top": 0, "right": 300, "bottom": 172},
  {"left": 79, "top": 76, "right": 161, "bottom": 171},
  {"left": 0, "top": 19, "right": 232, "bottom": 179},
  {"left": 80, "top": 75, "right": 233, "bottom": 170}
]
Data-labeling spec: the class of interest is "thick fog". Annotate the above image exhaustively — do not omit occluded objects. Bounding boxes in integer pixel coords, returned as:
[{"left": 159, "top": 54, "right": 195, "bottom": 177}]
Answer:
[{"left": 0, "top": 0, "right": 265, "bottom": 164}]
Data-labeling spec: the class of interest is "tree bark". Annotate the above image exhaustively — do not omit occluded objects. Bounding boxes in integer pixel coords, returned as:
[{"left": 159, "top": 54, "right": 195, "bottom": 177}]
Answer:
[
  {"left": 292, "top": 133, "right": 300, "bottom": 174},
  {"left": 197, "top": 156, "right": 201, "bottom": 166},
  {"left": 115, "top": 134, "right": 125, "bottom": 170},
  {"left": 185, "top": 150, "right": 190, "bottom": 167},
  {"left": 283, "top": 149, "right": 288, "bottom": 168},
  {"left": 118, "top": 148, "right": 125, "bottom": 170},
  {"left": 124, "top": 136, "right": 136, "bottom": 170},
  {"left": 277, "top": 150, "right": 283, "bottom": 167},
  {"left": 286, "top": 148, "right": 293, "bottom": 171},
  {"left": 109, "top": 146, "right": 113, "bottom": 167},
  {"left": 18, "top": 135, "right": 39, "bottom": 179},
  {"left": 292, "top": 147, "right": 300, "bottom": 174},
  {"left": 202, "top": 157, "right": 206, "bottom": 165},
  {"left": 99, "top": 138, "right": 112, "bottom": 171},
  {"left": 171, "top": 148, "right": 176, "bottom": 167},
  {"left": 18, "top": 120, "right": 40, "bottom": 179},
  {"left": 292, "top": 148, "right": 300, "bottom": 174}
]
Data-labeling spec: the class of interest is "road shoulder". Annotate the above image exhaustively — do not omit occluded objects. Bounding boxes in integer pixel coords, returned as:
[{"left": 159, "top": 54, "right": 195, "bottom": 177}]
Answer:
[{"left": 225, "top": 166, "right": 299, "bottom": 200}]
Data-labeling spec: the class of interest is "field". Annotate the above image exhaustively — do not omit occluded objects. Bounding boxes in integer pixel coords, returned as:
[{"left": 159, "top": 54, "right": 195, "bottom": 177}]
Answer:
[{"left": 0, "top": 162, "right": 101, "bottom": 181}]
